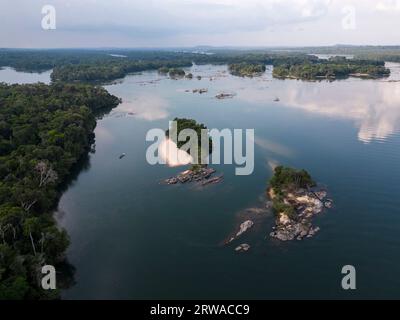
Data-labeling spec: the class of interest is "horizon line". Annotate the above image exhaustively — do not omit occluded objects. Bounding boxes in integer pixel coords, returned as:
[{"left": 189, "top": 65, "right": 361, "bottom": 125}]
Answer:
[{"left": 1, "top": 44, "right": 400, "bottom": 51}]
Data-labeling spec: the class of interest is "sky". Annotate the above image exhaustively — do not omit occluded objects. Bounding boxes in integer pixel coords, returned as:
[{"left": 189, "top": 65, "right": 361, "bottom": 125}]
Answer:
[{"left": 1, "top": 0, "right": 400, "bottom": 48}]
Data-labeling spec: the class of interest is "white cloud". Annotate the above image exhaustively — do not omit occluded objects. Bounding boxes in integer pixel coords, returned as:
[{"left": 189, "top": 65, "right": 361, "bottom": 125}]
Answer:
[
  {"left": 0, "top": 0, "right": 400, "bottom": 47},
  {"left": 376, "top": 0, "right": 400, "bottom": 12}
]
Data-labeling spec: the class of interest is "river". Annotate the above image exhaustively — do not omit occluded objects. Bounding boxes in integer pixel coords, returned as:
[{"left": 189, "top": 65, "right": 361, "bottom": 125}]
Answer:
[{"left": 1, "top": 63, "right": 400, "bottom": 299}]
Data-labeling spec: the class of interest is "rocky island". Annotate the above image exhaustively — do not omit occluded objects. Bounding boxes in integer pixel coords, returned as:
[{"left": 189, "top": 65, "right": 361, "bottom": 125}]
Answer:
[
  {"left": 163, "top": 118, "right": 222, "bottom": 187},
  {"left": 268, "top": 166, "right": 333, "bottom": 241}
]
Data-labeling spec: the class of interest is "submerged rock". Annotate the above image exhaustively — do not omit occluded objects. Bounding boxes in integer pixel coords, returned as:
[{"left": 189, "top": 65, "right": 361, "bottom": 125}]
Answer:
[
  {"left": 235, "top": 244, "right": 251, "bottom": 252},
  {"left": 192, "top": 88, "right": 208, "bottom": 94},
  {"left": 163, "top": 167, "right": 222, "bottom": 186},
  {"left": 216, "top": 92, "right": 235, "bottom": 99},
  {"left": 236, "top": 220, "right": 254, "bottom": 237}
]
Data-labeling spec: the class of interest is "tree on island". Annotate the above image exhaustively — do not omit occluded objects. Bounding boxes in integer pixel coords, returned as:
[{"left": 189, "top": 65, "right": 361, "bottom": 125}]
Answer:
[
  {"left": 166, "top": 118, "right": 212, "bottom": 168},
  {"left": 273, "top": 58, "right": 390, "bottom": 80},
  {"left": 269, "top": 166, "right": 316, "bottom": 218},
  {"left": 228, "top": 62, "right": 266, "bottom": 77},
  {"left": 168, "top": 68, "right": 186, "bottom": 78}
]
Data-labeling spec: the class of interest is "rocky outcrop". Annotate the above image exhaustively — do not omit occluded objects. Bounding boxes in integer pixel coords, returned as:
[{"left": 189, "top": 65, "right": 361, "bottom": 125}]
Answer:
[
  {"left": 226, "top": 220, "right": 254, "bottom": 244},
  {"left": 192, "top": 88, "right": 208, "bottom": 94},
  {"left": 216, "top": 92, "right": 235, "bottom": 99},
  {"left": 236, "top": 220, "right": 254, "bottom": 237},
  {"left": 269, "top": 188, "right": 332, "bottom": 241},
  {"left": 235, "top": 244, "right": 251, "bottom": 252},
  {"left": 164, "top": 167, "right": 222, "bottom": 186}
]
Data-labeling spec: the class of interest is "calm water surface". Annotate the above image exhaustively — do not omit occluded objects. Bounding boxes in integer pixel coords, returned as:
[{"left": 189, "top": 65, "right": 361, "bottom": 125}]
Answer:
[
  {"left": 2, "top": 64, "right": 400, "bottom": 299},
  {"left": 0, "top": 67, "right": 52, "bottom": 84}
]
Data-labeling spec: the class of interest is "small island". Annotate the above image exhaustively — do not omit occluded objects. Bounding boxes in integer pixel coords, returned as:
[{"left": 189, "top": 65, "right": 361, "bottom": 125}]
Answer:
[
  {"left": 273, "top": 57, "right": 390, "bottom": 80},
  {"left": 228, "top": 62, "right": 266, "bottom": 77},
  {"left": 164, "top": 118, "right": 222, "bottom": 186},
  {"left": 268, "top": 166, "right": 332, "bottom": 241},
  {"left": 158, "top": 67, "right": 186, "bottom": 78}
]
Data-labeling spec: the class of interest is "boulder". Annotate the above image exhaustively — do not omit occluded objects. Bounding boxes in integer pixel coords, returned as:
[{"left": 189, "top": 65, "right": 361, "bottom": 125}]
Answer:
[{"left": 235, "top": 244, "right": 251, "bottom": 252}]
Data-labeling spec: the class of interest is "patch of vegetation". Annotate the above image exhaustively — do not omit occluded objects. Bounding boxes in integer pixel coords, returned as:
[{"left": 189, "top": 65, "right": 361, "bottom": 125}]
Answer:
[
  {"left": 158, "top": 67, "right": 170, "bottom": 74},
  {"left": 228, "top": 62, "right": 266, "bottom": 77},
  {"left": 168, "top": 68, "right": 186, "bottom": 78}
]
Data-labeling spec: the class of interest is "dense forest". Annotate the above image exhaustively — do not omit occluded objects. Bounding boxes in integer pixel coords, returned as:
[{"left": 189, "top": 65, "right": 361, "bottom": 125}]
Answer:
[
  {"left": 0, "top": 83, "right": 120, "bottom": 299},
  {"left": 273, "top": 57, "right": 390, "bottom": 80},
  {"left": 228, "top": 63, "right": 266, "bottom": 77},
  {"left": 51, "top": 61, "right": 193, "bottom": 83}
]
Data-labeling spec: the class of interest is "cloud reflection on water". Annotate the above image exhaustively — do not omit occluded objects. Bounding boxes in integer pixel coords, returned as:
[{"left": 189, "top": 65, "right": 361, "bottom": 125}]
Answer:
[
  {"left": 236, "top": 66, "right": 400, "bottom": 143},
  {"left": 116, "top": 95, "right": 170, "bottom": 121},
  {"left": 158, "top": 138, "right": 193, "bottom": 167}
]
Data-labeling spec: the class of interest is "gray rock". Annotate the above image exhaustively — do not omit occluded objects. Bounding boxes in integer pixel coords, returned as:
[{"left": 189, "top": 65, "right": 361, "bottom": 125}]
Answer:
[
  {"left": 235, "top": 244, "right": 251, "bottom": 252},
  {"left": 236, "top": 220, "right": 254, "bottom": 237}
]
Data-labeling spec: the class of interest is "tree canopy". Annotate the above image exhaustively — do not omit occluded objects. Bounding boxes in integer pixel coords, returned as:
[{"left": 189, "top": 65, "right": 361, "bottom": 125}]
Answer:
[
  {"left": 228, "top": 63, "right": 266, "bottom": 77},
  {"left": 0, "top": 82, "right": 120, "bottom": 299}
]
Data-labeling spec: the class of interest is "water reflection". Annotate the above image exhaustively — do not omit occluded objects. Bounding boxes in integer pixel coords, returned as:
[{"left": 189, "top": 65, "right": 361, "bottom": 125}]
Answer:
[
  {"left": 114, "top": 95, "right": 170, "bottom": 121},
  {"left": 0, "top": 67, "right": 52, "bottom": 84},
  {"left": 158, "top": 138, "right": 193, "bottom": 167},
  {"left": 253, "top": 136, "right": 293, "bottom": 157},
  {"left": 284, "top": 81, "right": 400, "bottom": 143},
  {"left": 236, "top": 64, "right": 400, "bottom": 143}
]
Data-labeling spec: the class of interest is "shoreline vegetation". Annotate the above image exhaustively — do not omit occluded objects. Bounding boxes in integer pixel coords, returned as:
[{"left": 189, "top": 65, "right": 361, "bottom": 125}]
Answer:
[
  {"left": 0, "top": 83, "right": 120, "bottom": 299},
  {"left": 1, "top": 48, "right": 396, "bottom": 84},
  {"left": 273, "top": 56, "right": 390, "bottom": 80}
]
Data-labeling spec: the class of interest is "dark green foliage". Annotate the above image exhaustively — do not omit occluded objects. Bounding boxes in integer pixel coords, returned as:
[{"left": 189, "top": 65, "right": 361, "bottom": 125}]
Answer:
[
  {"left": 270, "top": 166, "right": 315, "bottom": 193},
  {"left": 0, "top": 83, "right": 119, "bottom": 299},
  {"left": 168, "top": 68, "right": 186, "bottom": 78},
  {"left": 158, "top": 67, "right": 170, "bottom": 74},
  {"left": 272, "top": 198, "right": 296, "bottom": 219},
  {"left": 273, "top": 58, "right": 390, "bottom": 80},
  {"left": 228, "top": 63, "right": 266, "bottom": 77},
  {"left": 51, "top": 61, "right": 192, "bottom": 83}
]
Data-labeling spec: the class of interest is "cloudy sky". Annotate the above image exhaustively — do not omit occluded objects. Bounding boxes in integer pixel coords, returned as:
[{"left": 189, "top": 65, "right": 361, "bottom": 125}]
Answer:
[{"left": 1, "top": 0, "right": 400, "bottom": 48}]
